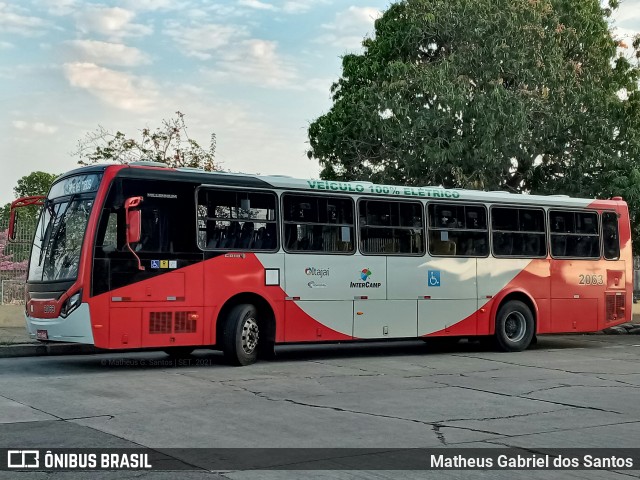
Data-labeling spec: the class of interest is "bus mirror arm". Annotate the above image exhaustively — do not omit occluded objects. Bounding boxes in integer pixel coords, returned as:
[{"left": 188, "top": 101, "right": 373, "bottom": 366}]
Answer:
[
  {"left": 124, "top": 196, "right": 145, "bottom": 271},
  {"left": 8, "top": 196, "right": 46, "bottom": 241}
]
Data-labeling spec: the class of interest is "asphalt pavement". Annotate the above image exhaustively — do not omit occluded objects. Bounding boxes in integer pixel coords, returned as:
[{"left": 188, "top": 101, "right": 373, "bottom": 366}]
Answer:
[{"left": 0, "top": 334, "right": 639, "bottom": 479}]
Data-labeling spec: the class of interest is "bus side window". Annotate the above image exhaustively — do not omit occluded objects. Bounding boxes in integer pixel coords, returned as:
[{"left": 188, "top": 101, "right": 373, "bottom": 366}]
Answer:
[
  {"left": 282, "top": 193, "right": 354, "bottom": 254},
  {"left": 101, "top": 212, "right": 118, "bottom": 252},
  {"left": 428, "top": 203, "right": 488, "bottom": 257},
  {"left": 197, "top": 189, "right": 278, "bottom": 252},
  {"left": 359, "top": 199, "right": 424, "bottom": 255},
  {"left": 549, "top": 210, "right": 599, "bottom": 259},
  {"left": 95, "top": 210, "right": 120, "bottom": 253},
  {"left": 491, "top": 207, "right": 545, "bottom": 258}
]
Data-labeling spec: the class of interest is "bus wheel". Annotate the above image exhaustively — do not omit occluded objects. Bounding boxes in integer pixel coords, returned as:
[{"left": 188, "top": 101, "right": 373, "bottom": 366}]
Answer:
[
  {"left": 222, "top": 304, "right": 260, "bottom": 366},
  {"left": 494, "top": 300, "right": 534, "bottom": 352},
  {"left": 163, "top": 347, "right": 194, "bottom": 357}
]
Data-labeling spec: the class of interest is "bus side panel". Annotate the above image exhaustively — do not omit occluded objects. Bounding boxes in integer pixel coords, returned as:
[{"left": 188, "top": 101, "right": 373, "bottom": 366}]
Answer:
[
  {"left": 588, "top": 200, "right": 633, "bottom": 327},
  {"left": 285, "top": 301, "right": 353, "bottom": 342},
  {"left": 109, "top": 308, "right": 142, "bottom": 348},
  {"left": 88, "top": 294, "right": 110, "bottom": 348},
  {"left": 204, "top": 253, "right": 285, "bottom": 345},
  {"left": 91, "top": 262, "right": 204, "bottom": 349},
  {"left": 550, "top": 260, "right": 626, "bottom": 333},
  {"left": 477, "top": 258, "right": 547, "bottom": 335}
]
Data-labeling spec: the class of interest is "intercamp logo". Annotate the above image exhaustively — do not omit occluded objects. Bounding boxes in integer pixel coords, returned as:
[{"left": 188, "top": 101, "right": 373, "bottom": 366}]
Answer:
[
  {"left": 350, "top": 268, "right": 381, "bottom": 289},
  {"left": 7, "top": 450, "right": 40, "bottom": 468}
]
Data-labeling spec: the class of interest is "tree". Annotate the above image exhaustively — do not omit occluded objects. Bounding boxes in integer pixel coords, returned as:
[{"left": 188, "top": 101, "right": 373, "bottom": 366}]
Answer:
[
  {"left": 1, "top": 171, "right": 58, "bottom": 223},
  {"left": 14, "top": 171, "right": 59, "bottom": 199},
  {"left": 308, "top": 0, "right": 640, "bottom": 243},
  {"left": 74, "top": 111, "right": 217, "bottom": 171}
]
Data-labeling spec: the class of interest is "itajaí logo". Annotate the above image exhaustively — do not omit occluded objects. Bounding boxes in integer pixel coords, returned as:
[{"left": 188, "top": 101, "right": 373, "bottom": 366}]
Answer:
[
  {"left": 351, "top": 268, "right": 381, "bottom": 288},
  {"left": 305, "top": 267, "right": 330, "bottom": 278}
]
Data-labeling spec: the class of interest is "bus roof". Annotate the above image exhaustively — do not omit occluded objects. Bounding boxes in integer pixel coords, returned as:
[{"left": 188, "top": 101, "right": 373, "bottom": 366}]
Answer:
[{"left": 60, "top": 163, "right": 623, "bottom": 209}]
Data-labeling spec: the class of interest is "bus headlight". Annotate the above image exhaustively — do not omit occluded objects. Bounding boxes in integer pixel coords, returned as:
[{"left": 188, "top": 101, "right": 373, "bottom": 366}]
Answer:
[{"left": 60, "top": 290, "right": 82, "bottom": 318}]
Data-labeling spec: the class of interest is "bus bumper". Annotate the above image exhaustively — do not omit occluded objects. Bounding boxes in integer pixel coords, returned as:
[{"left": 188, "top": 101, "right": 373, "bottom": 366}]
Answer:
[{"left": 25, "top": 303, "right": 95, "bottom": 345}]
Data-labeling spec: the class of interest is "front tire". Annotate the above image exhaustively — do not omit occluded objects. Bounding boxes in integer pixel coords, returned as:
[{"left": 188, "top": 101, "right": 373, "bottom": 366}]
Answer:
[
  {"left": 222, "top": 304, "right": 260, "bottom": 366},
  {"left": 494, "top": 300, "right": 534, "bottom": 352}
]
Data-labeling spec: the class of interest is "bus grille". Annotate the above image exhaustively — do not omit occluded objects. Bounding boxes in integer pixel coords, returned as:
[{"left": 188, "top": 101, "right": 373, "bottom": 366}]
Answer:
[
  {"left": 149, "top": 311, "right": 197, "bottom": 334},
  {"left": 150, "top": 312, "right": 172, "bottom": 334},
  {"left": 174, "top": 311, "right": 197, "bottom": 333},
  {"left": 605, "top": 294, "right": 625, "bottom": 323}
]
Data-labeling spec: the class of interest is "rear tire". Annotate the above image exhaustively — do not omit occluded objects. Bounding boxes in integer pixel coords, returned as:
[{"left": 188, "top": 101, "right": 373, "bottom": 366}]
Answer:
[
  {"left": 494, "top": 300, "right": 534, "bottom": 352},
  {"left": 222, "top": 304, "right": 260, "bottom": 366}
]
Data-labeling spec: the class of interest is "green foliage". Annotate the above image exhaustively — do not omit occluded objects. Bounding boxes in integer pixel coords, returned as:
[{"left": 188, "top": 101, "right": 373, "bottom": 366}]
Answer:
[
  {"left": 308, "top": 0, "right": 640, "bottom": 249},
  {"left": 14, "top": 171, "right": 59, "bottom": 198},
  {"left": 1, "top": 171, "right": 58, "bottom": 223},
  {"left": 75, "top": 111, "right": 218, "bottom": 171}
]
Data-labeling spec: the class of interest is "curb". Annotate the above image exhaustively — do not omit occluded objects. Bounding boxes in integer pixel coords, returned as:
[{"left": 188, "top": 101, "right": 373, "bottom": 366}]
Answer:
[
  {"left": 0, "top": 343, "right": 98, "bottom": 358},
  {"left": 602, "top": 323, "right": 640, "bottom": 335}
]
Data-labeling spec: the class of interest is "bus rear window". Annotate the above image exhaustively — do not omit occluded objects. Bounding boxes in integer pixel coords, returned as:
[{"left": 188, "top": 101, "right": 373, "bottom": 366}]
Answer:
[{"left": 602, "top": 211, "right": 620, "bottom": 260}]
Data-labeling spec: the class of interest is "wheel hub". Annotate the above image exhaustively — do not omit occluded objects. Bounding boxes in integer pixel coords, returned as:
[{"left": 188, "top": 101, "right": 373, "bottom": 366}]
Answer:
[
  {"left": 504, "top": 311, "right": 526, "bottom": 342},
  {"left": 241, "top": 317, "right": 259, "bottom": 354}
]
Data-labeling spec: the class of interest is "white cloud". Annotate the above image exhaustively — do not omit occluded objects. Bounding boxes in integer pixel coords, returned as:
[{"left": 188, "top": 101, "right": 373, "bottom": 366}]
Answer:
[
  {"left": 63, "top": 62, "right": 158, "bottom": 111},
  {"left": 317, "top": 6, "right": 381, "bottom": 49},
  {"left": 75, "top": 6, "right": 152, "bottom": 40},
  {"left": 41, "top": 0, "right": 77, "bottom": 16},
  {"left": 239, "top": 0, "right": 277, "bottom": 11},
  {"left": 166, "top": 23, "right": 248, "bottom": 59},
  {"left": 12, "top": 120, "right": 58, "bottom": 134},
  {"left": 204, "top": 39, "right": 300, "bottom": 89},
  {"left": 121, "top": 0, "right": 179, "bottom": 11},
  {"left": 66, "top": 40, "right": 151, "bottom": 67},
  {"left": 0, "top": 40, "right": 13, "bottom": 49},
  {"left": 0, "top": 2, "right": 48, "bottom": 36},
  {"left": 282, "top": 0, "right": 329, "bottom": 14},
  {"left": 612, "top": 0, "right": 640, "bottom": 28}
]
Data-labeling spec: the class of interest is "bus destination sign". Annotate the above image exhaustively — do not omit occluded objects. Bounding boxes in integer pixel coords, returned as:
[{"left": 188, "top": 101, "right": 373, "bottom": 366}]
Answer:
[{"left": 49, "top": 174, "right": 102, "bottom": 198}]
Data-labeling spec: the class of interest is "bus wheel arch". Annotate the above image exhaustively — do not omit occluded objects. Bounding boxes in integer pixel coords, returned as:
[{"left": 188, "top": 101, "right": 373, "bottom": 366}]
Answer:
[
  {"left": 216, "top": 293, "right": 276, "bottom": 365},
  {"left": 492, "top": 292, "right": 537, "bottom": 352}
]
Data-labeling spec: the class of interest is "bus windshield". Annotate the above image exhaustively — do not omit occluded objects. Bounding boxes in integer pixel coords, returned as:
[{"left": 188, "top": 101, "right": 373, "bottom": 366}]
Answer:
[{"left": 28, "top": 196, "right": 95, "bottom": 282}]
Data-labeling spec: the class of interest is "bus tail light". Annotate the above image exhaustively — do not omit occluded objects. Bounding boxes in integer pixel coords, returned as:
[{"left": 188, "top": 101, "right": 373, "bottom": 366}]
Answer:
[{"left": 60, "top": 290, "right": 82, "bottom": 318}]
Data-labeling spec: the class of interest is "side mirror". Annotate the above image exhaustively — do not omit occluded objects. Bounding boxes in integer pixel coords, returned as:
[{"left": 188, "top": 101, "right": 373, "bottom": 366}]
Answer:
[
  {"left": 126, "top": 209, "right": 142, "bottom": 245},
  {"left": 124, "top": 196, "right": 145, "bottom": 271},
  {"left": 125, "top": 196, "right": 143, "bottom": 245}
]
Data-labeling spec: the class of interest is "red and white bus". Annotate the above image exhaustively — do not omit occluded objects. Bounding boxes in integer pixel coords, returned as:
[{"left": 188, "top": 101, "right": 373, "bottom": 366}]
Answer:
[{"left": 10, "top": 162, "right": 631, "bottom": 365}]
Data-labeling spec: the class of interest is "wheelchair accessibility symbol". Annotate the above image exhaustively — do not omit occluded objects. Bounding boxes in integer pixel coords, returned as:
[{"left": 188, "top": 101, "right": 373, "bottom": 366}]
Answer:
[{"left": 428, "top": 270, "right": 441, "bottom": 287}]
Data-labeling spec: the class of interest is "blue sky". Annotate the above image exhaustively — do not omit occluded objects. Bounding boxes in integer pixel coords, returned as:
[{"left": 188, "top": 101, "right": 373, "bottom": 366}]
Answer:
[{"left": 1, "top": 0, "right": 639, "bottom": 205}]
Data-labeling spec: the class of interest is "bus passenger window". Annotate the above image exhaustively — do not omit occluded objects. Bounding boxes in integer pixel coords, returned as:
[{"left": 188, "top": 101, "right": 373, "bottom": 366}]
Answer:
[
  {"left": 491, "top": 207, "right": 545, "bottom": 258},
  {"left": 427, "top": 203, "right": 488, "bottom": 257},
  {"left": 549, "top": 210, "right": 599, "bottom": 259},
  {"left": 197, "top": 189, "right": 278, "bottom": 251},
  {"left": 359, "top": 200, "right": 424, "bottom": 255},
  {"left": 602, "top": 212, "right": 620, "bottom": 260},
  {"left": 282, "top": 194, "right": 354, "bottom": 254}
]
